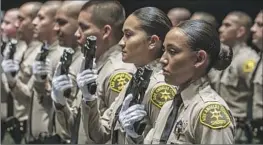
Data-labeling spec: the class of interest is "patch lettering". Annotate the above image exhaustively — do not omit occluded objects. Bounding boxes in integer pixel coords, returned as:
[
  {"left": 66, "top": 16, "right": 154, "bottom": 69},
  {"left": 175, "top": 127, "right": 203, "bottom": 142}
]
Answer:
[
  {"left": 199, "top": 103, "right": 231, "bottom": 129},
  {"left": 109, "top": 72, "right": 132, "bottom": 93},
  {"left": 151, "top": 84, "right": 176, "bottom": 108}
]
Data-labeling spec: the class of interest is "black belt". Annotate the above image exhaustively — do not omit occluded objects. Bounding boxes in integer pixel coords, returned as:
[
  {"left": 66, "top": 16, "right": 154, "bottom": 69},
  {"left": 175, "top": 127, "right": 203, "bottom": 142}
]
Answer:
[
  {"left": 235, "top": 117, "right": 263, "bottom": 140},
  {"left": 251, "top": 119, "right": 263, "bottom": 130},
  {"left": 26, "top": 132, "right": 67, "bottom": 144},
  {"left": 2, "top": 117, "right": 27, "bottom": 144},
  {"left": 251, "top": 119, "right": 263, "bottom": 140}
]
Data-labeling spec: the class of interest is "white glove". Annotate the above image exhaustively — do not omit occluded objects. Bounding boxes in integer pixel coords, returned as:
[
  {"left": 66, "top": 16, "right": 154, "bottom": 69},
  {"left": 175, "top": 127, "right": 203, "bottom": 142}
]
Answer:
[
  {"left": 77, "top": 57, "right": 98, "bottom": 101},
  {"left": 32, "top": 59, "right": 52, "bottom": 82},
  {"left": 1, "top": 59, "right": 19, "bottom": 84},
  {"left": 118, "top": 94, "right": 147, "bottom": 138},
  {"left": 51, "top": 62, "right": 73, "bottom": 106}
]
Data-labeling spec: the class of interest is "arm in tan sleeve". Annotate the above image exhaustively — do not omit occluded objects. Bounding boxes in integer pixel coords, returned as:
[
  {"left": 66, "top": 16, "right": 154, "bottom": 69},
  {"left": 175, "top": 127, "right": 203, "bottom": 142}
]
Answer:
[
  {"left": 11, "top": 73, "right": 34, "bottom": 100},
  {"left": 81, "top": 95, "right": 120, "bottom": 143},
  {"left": 81, "top": 79, "right": 129, "bottom": 144},
  {"left": 54, "top": 75, "right": 81, "bottom": 136},
  {"left": 55, "top": 90, "right": 81, "bottom": 134},
  {"left": 55, "top": 101, "right": 77, "bottom": 136},
  {"left": 79, "top": 68, "right": 132, "bottom": 143},
  {"left": 143, "top": 128, "right": 154, "bottom": 144},
  {"left": 32, "top": 76, "right": 51, "bottom": 97}
]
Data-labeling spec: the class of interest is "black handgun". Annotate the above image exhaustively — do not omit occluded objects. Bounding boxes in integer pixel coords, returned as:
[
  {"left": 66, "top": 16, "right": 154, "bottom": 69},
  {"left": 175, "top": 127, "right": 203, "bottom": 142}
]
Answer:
[
  {"left": 8, "top": 39, "right": 17, "bottom": 60},
  {"left": 38, "top": 41, "right": 49, "bottom": 62},
  {"left": 70, "top": 36, "right": 97, "bottom": 144},
  {"left": 125, "top": 66, "right": 153, "bottom": 135},
  {"left": 8, "top": 39, "right": 18, "bottom": 77},
  {"left": 1, "top": 36, "right": 9, "bottom": 56},
  {"left": 60, "top": 48, "right": 74, "bottom": 97},
  {"left": 82, "top": 36, "right": 97, "bottom": 95},
  {"left": 37, "top": 41, "right": 49, "bottom": 79}
]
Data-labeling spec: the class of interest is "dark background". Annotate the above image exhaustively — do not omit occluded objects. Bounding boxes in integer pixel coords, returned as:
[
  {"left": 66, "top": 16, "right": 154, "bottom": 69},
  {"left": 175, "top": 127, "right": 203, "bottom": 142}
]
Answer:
[{"left": 2, "top": 0, "right": 263, "bottom": 24}]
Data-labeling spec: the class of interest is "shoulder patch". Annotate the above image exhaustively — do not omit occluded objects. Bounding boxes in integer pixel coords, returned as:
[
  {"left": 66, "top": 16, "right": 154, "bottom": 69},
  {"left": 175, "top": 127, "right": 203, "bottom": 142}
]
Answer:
[
  {"left": 109, "top": 72, "right": 132, "bottom": 93},
  {"left": 242, "top": 59, "right": 256, "bottom": 73},
  {"left": 151, "top": 84, "right": 177, "bottom": 108},
  {"left": 199, "top": 103, "right": 231, "bottom": 129}
]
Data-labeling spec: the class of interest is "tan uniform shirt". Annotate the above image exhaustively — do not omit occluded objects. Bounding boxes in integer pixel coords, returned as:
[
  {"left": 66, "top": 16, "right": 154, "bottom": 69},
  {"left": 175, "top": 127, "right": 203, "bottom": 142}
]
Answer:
[
  {"left": 55, "top": 45, "right": 135, "bottom": 144},
  {"left": 81, "top": 60, "right": 177, "bottom": 144},
  {"left": 1, "top": 40, "right": 27, "bottom": 119},
  {"left": 252, "top": 54, "right": 262, "bottom": 119},
  {"left": 28, "top": 41, "right": 65, "bottom": 137},
  {"left": 95, "top": 45, "right": 136, "bottom": 113},
  {"left": 144, "top": 77, "right": 236, "bottom": 144},
  {"left": 218, "top": 43, "right": 259, "bottom": 118}
]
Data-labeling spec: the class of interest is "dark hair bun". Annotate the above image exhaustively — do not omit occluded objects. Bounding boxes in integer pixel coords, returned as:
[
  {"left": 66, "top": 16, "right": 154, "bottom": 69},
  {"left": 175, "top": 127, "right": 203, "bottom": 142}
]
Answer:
[{"left": 213, "top": 43, "right": 233, "bottom": 70}]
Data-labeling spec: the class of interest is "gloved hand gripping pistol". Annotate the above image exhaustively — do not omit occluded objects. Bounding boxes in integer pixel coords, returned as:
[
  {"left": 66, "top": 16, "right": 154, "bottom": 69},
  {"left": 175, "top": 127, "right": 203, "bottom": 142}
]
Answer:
[
  {"left": 82, "top": 36, "right": 97, "bottom": 95},
  {"left": 125, "top": 66, "right": 153, "bottom": 135},
  {"left": 60, "top": 48, "right": 74, "bottom": 98},
  {"left": 70, "top": 37, "right": 97, "bottom": 144},
  {"left": 37, "top": 41, "right": 49, "bottom": 79},
  {"left": 8, "top": 38, "right": 18, "bottom": 77}
]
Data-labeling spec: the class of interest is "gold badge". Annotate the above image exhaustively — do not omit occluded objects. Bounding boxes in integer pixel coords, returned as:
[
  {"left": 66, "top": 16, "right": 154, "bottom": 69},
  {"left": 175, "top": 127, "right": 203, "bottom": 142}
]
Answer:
[
  {"left": 151, "top": 84, "right": 176, "bottom": 108},
  {"left": 199, "top": 103, "right": 231, "bottom": 129},
  {"left": 242, "top": 60, "right": 256, "bottom": 73},
  {"left": 109, "top": 72, "right": 132, "bottom": 93}
]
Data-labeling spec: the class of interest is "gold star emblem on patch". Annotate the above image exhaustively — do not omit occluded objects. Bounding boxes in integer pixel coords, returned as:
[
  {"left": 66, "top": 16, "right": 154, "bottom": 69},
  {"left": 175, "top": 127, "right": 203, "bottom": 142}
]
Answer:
[
  {"left": 109, "top": 72, "right": 132, "bottom": 93},
  {"left": 151, "top": 84, "right": 177, "bottom": 108},
  {"left": 160, "top": 90, "right": 172, "bottom": 101}
]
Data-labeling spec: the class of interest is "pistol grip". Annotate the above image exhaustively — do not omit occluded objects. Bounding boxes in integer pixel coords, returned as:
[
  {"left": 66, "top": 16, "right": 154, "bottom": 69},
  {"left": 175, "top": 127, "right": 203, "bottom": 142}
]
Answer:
[
  {"left": 87, "top": 83, "right": 97, "bottom": 95},
  {"left": 41, "top": 75, "right": 47, "bottom": 79},
  {"left": 11, "top": 71, "right": 16, "bottom": 77},
  {"left": 64, "top": 89, "right": 71, "bottom": 98},
  {"left": 133, "top": 117, "right": 147, "bottom": 135}
]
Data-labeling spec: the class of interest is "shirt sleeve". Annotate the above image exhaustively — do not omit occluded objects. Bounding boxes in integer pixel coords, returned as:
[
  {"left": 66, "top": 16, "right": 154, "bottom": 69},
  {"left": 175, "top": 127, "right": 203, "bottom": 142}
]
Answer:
[{"left": 193, "top": 103, "right": 235, "bottom": 144}]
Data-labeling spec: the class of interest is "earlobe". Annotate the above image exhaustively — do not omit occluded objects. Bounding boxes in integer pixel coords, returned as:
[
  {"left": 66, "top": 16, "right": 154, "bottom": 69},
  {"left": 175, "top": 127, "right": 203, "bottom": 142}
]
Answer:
[
  {"left": 237, "top": 26, "right": 245, "bottom": 38},
  {"left": 149, "top": 35, "right": 160, "bottom": 50},
  {"left": 102, "top": 25, "right": 112, "bottom": 40},
  {"left": 194, "top": 50, "right": 207, "bottom": 68}
]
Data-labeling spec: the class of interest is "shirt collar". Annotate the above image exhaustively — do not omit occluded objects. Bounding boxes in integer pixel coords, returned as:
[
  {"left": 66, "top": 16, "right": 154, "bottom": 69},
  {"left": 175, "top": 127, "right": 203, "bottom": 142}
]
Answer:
[
  {"left": 47, "top": 40, "right": 59, "bottom": 52},
  {"left": 232, "top": 42, "right": 247, "bottom": 57},
  {"left": 180, "top": 76, "right": 210, "bottom": 107},
  {"left": 72, "top": 46, "right": 82, "bottom": 63},
  {"left": 28, "top": 40, "right": 41, "bottom": 50},
  {"left": 24, "top": 40, "right": 42, "bottom": 58},
  {"left": 145, "top": 59, "right": 162, "bottom": 74},
  {"left": 96, "top": 44, "right": 121, "bottom": 71}
]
